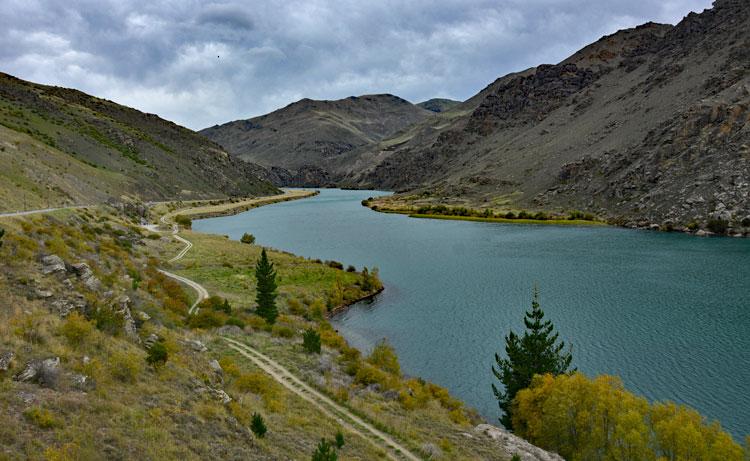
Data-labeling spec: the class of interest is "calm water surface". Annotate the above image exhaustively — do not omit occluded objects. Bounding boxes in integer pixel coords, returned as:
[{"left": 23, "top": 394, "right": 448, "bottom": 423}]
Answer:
[{"left": 194, "top": 189, "right": 750, "bottom": 438}]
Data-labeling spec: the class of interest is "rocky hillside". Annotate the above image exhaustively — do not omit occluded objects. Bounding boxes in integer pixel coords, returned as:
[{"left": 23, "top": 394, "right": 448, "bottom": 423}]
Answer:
[
  {"left": 352, "top": 0, "right": 749, "bottom": 233},
  {"left": 0, "top": 73, "right": 278, "bottom": 212},
  {"left": 200, "top": 94, "right": 433, "bottom": 186}
]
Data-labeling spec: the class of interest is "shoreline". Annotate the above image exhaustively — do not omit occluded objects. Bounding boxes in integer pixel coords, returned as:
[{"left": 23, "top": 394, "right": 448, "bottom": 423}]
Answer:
[
  {"left": 366, "top": 205, "right": 607, "bottom": 227},
  {"left": 327, "top": 286, "right": 385, "bottom": 319},
  {"left": 160, "top": 189, "right": 319, "bottom": 223},
  {"left": 166, "top": 189, "right": 386, "bottom": 319}
]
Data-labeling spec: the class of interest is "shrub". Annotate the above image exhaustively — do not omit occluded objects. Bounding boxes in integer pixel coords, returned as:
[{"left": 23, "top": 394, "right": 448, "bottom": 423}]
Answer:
[
  {"left": 346, "top": 265, "right": 356, "bottom": 272},
  {"left": 188, "top": 310, "right": 227, "bottom": 329},
  {"left": 334, "top": 431, "right": 345, "bottom": 449},
  {"left": 24, "top": 407, "right": 61, "bottom": 429},
  {"left": 360, "top": 267, "right": 382, "bottom": 292},
  {"left": 302, "top": 328, "right": 321, "bottom": 354},
  {"left": 225, "top": 317, "right": 246, "bottom": 328},
  {"left": 514, "top": 373, "right": 745, "bottom": 461},
  {"left": 272, "top": 325, "right": 295, "bottom": 338},
  {"left": 109, "top": 350, "right": 142, "bottom": 383},
  {"left": 59, "top": 312, "right": 94, "bottom": 346},
  {"left": 504, "top": 211, "right": 516, "bottom": 219},
  {"left": 367, "top": 339, "right": 400, "bottom": 375},
  {"left": 311, "top": 438, "right": 337, "bottom": 461},
  {"left": 707, "top": 218, "right": 729, "bottom": 234},
  {"left": 327, "top": 260, "right": 344, "bottom": 270},
  {"left": 517, "top": 210, "right": 531, "bottom": 219},
  {"left": 687, "top": 221, "right": 700, "bottom": 231},
  {"left": 174, "top": 215, "right": 192, "bottom": 228},
  {"left": 741, "top": 216, "right": 750, "bottom": 227},
  {"left": 240, "top": 233, "right": 256, "bottom": 244},
  {"left": 91, "top": 306, "right": 125, "bottom": 336},
  {"left": 287, "top": 298, "right": 305, "bottom": 315},
  {"left": 250, "top": 413, "right": 267, "bottom": 438},
  {"left": 199, "top": 296, "right": 232, "bottom": 314},
  {"left": 146, "top": 341, "right": 168, "bottom": 368}
]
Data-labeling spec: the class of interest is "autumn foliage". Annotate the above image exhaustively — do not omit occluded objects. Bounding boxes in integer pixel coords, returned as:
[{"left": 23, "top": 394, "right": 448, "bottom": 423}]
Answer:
[{"left": 513, "top": 373, "right": 747, "bottom": 461}]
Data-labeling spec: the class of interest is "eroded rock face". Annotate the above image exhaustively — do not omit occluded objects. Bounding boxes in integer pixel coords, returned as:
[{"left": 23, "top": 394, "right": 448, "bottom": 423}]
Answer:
[
  {"left": 474, "top": 424, "right": 564, "bottom": 461},
  {"left": 71, "top": 262, "right": 101, "bottom": 291},
  {"left": 115, "top": 296, "right": 139, "bottom": 340},
  {"left": 14, "top": 357, "right": 60, "bottom": 388},
  {"left": 41, "top": 255, "right": 66, "bottom": 274}
]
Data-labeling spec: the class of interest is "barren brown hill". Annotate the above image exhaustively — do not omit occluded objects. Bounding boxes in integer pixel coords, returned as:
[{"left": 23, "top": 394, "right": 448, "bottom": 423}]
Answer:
[{"left": 200, "top": 94, "right": 433, "bottom": 186}]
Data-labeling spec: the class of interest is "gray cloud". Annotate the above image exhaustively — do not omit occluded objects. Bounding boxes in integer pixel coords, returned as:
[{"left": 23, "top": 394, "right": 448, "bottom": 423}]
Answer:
[{"left": 0, "top": 0, "right": 713, "bottom": 129}]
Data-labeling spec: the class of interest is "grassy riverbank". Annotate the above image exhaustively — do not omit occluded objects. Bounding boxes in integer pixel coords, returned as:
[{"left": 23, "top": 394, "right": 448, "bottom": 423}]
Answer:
[{"left": 0, "top": 194, "right": 532, "bottom": 459}]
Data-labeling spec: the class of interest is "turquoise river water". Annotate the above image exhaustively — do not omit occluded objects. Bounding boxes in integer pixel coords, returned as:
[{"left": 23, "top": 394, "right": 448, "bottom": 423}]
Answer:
[{"left": 193, "top": 189, "right": 750, "bottom": 438}]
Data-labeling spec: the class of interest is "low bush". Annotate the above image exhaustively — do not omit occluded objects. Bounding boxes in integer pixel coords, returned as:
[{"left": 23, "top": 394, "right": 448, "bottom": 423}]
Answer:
[
  {"left": 109, "top": 350, "right": 142, "bottom": 383},
  {"left": 225, "top": 317, "right": 246, "bottom": 328},
  {"left": 272, "top": 325, "right": 295, "bottom": 338},
  {"left": 302, "top": 328, "right": 321, "bottom": 354},
  {"left": 24, "top": 407, "right": 61, "bottom": 429},
  {"left": 146, "top": 341, "right": 168, "bottom": 368},
  {"left": 174, "top": 215, "right": 192, "bottom": 229},
  {"left": 240, "top": 233, "right": 255, "bottom": 244},
  {"left": 367, "top": 339, "right": 400, "bottom": 375},
  {"left": 707, "top": 218, "right": 729, "bottom": 234},
  {"left": 59, "top": 312, "right": 94, "bottom": 346},
  {"left": 188, "top": 310, "right": 227, "bottom": 329},
  {"left": 91, "top": 306, "right": 125, "bottom": 336},
  {"left": 327, "top": 260, "right": 344, "bottom": 270},
  {"left": 335, "top": 431, "right": 345, "bottom": 449}
]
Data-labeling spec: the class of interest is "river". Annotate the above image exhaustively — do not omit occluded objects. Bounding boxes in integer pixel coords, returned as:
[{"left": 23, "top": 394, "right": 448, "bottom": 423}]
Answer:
[{"left": 193, "top": 188, "right": 750, "bottom": 438}]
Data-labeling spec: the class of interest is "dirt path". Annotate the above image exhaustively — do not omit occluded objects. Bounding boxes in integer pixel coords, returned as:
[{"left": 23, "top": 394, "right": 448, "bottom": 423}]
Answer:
[
  {"left": 0, "top": 205, "right": 90, "bottom": 218},
  {"left": 223, "top": 337, "right": 420, "bottom": 461}
]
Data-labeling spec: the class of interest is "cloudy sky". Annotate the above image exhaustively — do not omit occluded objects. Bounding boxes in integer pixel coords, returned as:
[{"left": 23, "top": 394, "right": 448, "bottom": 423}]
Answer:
[{"left": 1, "top": 0, "right": 713, "bottom": 130}]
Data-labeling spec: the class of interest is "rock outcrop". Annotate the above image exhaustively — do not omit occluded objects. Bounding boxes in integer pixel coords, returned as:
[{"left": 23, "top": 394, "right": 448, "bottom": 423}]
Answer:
[{"left": 474, "top": 424, "right": 564, "bottom": 461}]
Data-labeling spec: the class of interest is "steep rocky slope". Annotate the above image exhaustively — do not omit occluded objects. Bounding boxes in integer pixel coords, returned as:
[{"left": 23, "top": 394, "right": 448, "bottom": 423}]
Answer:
[
  {"left": 200, "top": 94, "right": 433, "bottom": 186},
  {"left": 0, "top": 73, "right": 277, "bottom": 212},
  {"left": 354, "top": 0, "right": 749, "bottom": 231}
]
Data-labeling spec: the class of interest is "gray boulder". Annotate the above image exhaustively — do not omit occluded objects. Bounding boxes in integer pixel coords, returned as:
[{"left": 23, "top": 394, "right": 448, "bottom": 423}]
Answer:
[
  {"left": 72, "top": 262, "right": 101, "bottom": 291},
  {"left": 41, "top": 255, "right": 66, "bottom": 274},
  {"left": 421, "top": 443, "right": 442, "bottom": 459},
  {"left": 14, "top": 357, "right": 60, "bottom": 388},
  {"left": 185, "top": 339, "right": 208, "bottom": 352},
  {"left": 0, "top": 351, "right": 15, "bottom": 372},
  {"left": 70, "top": 373, "right": 96, "bottom": 392}
]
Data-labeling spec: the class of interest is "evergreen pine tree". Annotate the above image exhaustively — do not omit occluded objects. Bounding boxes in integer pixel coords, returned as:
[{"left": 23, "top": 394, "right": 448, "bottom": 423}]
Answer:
[
  {"left": 492, "top": 286, "right": 573, "bottom": 430},
  {"left": 250, "top": 412, "right": 267, "bottom": 438},
  {"left": 254, "top": 249, "right": 278, "bottom": 324},
  {"left": 311, "top": 438, "right": 337, "bottom": 461}
]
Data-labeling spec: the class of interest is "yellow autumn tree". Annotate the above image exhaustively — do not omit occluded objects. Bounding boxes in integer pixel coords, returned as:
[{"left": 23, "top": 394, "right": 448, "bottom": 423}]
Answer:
[{"left": 513, "top": 373, "right": 746, "bottom": 461}]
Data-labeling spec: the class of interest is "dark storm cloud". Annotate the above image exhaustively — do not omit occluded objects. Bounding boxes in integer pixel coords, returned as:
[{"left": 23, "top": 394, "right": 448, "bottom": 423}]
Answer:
[{"left": 0, "top": 0, "right": 714, "bottom": 129}]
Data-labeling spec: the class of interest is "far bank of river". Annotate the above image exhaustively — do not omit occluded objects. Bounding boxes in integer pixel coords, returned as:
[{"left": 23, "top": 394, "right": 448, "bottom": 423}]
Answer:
[{"left": 193, "top": 188, "right": 750, "bottom": 439}]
